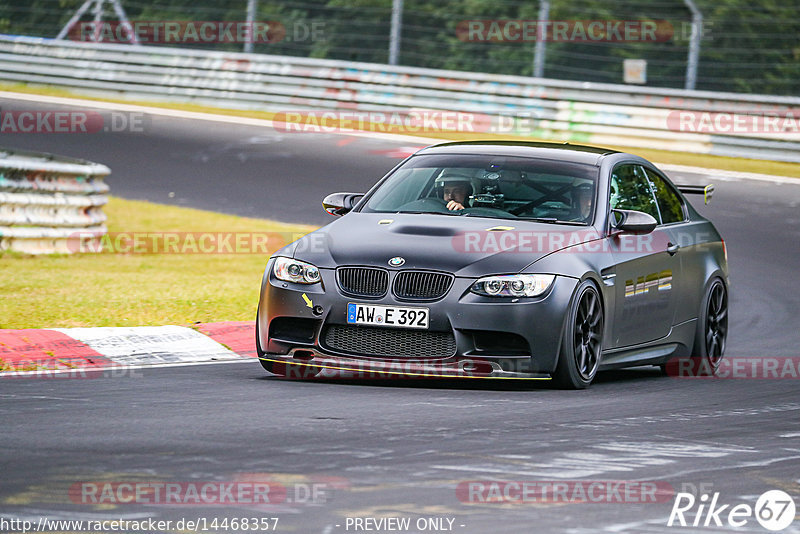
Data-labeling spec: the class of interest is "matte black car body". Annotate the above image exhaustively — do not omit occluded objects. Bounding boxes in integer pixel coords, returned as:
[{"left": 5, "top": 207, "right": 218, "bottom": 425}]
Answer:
[{"left": 256, "top": 141, "right": 729, "bottom": 388}]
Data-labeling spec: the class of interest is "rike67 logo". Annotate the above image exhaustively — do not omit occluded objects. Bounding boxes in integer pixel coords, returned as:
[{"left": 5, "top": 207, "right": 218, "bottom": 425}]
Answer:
[{"left": 668, "top": 490, "right": 796, "bottom": 531}]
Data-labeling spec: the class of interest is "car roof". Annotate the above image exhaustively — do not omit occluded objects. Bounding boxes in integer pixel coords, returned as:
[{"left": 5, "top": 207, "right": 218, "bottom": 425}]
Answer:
[{"left": 415, "top": 140, "right": 620, "bottom": 166}]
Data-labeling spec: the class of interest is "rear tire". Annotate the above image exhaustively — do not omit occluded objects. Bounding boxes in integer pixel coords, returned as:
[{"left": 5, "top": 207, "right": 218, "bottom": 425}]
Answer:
[
  {"left": 553, "top": 280, "right": 604, "bottom": 389},
  {"left": 691, "top": 278, "right": 728, "bottom": 374}
]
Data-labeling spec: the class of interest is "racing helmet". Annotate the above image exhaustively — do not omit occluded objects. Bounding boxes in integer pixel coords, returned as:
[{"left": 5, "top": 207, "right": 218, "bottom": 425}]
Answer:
[
  {"left": 434, "top": 170, "right": 474, "bottom": 198},
  {"left": 573, "top": 182, "right": 594, "bottom": 201}
]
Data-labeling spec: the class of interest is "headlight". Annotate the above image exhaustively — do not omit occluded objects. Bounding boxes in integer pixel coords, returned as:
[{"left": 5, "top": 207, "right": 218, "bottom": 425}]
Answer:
[
  {"left": 273, "top": 257, "right": 321, "bottom": 284},
  {"left": 471, "top": 274, "right": 555, "bottom": 298}
]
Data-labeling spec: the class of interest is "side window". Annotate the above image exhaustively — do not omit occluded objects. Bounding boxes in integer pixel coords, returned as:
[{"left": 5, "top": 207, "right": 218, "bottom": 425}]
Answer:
[
  {"left": 609, "top": 164, "right": 660, "bottom": 221},
  {"left": 643, "top": 168, "right": 686, "bottom": 224}
]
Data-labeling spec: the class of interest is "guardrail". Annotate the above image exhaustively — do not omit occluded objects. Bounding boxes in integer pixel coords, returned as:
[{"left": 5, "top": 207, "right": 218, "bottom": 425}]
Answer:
[
  {"left": 0, "top": 34, "right": 798, "bottom": 162},
  {"left": 0, "top": 147, "right": 109, "bottom": 254}
]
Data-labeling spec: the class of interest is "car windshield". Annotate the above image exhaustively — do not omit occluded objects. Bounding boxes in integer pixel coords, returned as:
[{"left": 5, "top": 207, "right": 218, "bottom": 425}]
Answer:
[{"left": 360, "top": 153, "right": 599, "bottom": 223}]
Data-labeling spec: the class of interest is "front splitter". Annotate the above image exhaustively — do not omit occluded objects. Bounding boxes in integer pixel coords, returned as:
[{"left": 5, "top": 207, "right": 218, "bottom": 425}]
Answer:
[{"left": 259, "top": 351, "right": 551, "bottom": 380}]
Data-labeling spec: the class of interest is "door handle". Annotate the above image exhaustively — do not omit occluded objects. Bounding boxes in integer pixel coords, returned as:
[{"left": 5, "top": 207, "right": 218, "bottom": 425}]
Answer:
[{"left": 667, "top": 242, "right": 680, "bottom": 255}]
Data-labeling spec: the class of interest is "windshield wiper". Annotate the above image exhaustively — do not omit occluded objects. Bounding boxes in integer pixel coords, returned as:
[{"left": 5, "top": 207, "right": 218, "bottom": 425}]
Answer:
[
  {"left": 519, "top": 217, "right": 559, "bottom": 223},
  {"left": 518, "top": 217, "right": 587, "bottom": 225},
  {"left": 462, "top": 211, "right": 513, "bottom": 219}
]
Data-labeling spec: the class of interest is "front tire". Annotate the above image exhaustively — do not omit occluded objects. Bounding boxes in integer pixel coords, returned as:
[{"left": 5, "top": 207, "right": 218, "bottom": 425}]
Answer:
[{"left": 553, "top": 280, "right": 604, "bottom": 389}]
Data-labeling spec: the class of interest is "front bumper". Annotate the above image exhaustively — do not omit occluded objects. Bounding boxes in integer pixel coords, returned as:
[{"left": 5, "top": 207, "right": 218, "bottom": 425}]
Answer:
[{"left": 257, "top": 258, "right": 579, "bottom": 378}]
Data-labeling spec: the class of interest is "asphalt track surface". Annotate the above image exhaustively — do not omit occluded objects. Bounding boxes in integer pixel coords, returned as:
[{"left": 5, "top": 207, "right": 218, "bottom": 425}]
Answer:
[{"left": 2, "top": 96, "right": 800, "bottom": 533}]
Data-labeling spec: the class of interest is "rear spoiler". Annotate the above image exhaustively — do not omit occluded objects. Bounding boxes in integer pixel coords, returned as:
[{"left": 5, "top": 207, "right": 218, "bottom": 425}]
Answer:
[{"left": 677, "top": 184, "right": 715, "bottom": 205}]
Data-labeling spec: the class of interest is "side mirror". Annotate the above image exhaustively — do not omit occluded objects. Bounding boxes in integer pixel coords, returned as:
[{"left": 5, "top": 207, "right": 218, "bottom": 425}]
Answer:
[
  {"left": 611, "top": 209, "right": 658, "bottom": 234},
  {"left": 322, "top": 192, "right": 364, "bottom": 217}
]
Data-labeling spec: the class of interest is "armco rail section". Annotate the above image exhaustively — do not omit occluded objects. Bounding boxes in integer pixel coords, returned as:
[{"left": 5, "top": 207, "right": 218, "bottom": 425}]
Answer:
[
  {"left": 0, "top": 147, "right": 109, "bottom": 254},
  {"left": 0, "top": 34, "right": 798, "bottom": 162}
]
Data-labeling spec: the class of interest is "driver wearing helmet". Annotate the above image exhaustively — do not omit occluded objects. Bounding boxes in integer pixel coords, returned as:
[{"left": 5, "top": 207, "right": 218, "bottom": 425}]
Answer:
[
  {"left": 570, "top": 182, "right": 594, "bottom": 222},
  {"left": 435, "top": 171, "right": 473, "bottom": 211}
]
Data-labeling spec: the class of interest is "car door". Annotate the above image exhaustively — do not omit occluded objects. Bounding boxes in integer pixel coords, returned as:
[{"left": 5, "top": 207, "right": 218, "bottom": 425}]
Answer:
[
  {"left": 641, "top": 166, "right": 696, "bottom": 325},
  {"left": 608, "top": 163, "right": 682, "bottom": 348}
]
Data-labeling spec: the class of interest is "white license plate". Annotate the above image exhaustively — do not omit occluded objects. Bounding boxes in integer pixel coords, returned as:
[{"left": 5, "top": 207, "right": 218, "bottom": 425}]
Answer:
[{"left": 347, "top": 303, "right": 429, "bottom": 329}]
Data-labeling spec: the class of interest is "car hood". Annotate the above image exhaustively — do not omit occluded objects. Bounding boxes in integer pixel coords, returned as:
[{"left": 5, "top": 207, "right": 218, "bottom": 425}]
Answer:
[{"left": 287, "top": 212, "right": 598, "bottom": 277}]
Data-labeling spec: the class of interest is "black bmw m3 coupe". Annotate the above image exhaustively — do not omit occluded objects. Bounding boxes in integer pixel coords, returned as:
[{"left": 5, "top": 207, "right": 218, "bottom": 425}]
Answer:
[{"left": 257, "top": 141, "right": 728, "bottom": 388}]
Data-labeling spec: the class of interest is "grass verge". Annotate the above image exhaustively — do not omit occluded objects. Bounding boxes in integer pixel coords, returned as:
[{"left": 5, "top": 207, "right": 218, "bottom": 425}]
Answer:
[
  {"left": 2, "top": 82, "right": 800, "bottom": 179},
  {"left": 0, "top": 197, "right": 316, "bottom": 329}
]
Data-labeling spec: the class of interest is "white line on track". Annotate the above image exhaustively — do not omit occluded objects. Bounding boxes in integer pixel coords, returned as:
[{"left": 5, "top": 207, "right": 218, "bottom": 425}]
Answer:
[
  {"left": 2, "top": 90, "right": 798, "bottom": 184},
  {"left": 656, "top": 162, "right": 800, "bottom": 184},
  {"left": 0, "top": 90, "right": 440, "bottom": 144},
  {"left": 0, "top": 393, "right": 91, "bottom": 400},
  {"left": 0, "top": 357, "right": 255, "bottom": 378}
]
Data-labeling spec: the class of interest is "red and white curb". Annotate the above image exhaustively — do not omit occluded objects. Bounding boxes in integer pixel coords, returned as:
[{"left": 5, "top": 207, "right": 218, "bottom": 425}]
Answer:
[{"left": 0, "top": 322, "right": 256, "bottom": 376}]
